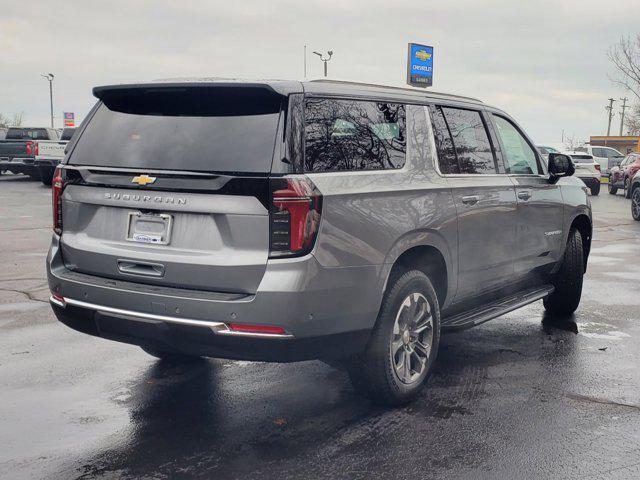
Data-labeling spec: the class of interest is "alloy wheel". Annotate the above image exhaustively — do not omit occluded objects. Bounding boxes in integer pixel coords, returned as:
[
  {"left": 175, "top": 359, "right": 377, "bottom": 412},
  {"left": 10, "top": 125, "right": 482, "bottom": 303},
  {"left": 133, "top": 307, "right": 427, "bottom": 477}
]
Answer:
[{"left": 390, "top": 292, "right": 434, "bottom": 385}]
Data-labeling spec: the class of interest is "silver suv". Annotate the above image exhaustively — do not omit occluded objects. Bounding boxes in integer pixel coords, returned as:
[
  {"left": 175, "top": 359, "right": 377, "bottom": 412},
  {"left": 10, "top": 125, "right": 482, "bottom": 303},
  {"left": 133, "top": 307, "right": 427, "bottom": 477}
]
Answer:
[{"left": 47, "top": 79, "right": 592, "bottom": 405}]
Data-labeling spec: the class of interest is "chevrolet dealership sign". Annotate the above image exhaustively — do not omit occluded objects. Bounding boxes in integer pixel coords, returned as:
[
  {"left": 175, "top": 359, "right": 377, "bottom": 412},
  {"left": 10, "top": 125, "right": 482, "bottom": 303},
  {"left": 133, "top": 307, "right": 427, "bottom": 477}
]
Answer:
[{"left": 407, "top": 43, "right": 433, "bottom": 88}]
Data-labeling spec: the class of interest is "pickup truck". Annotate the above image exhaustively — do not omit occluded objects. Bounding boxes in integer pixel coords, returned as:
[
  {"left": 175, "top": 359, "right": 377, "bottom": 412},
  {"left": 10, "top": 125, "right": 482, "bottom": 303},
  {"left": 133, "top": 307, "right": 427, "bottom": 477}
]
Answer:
[
  {"left": 0, "top": 127, "right": 60, "bottom": 179},
  {"left": 35, "top": 128, "right": 76, "bottom": 185}
]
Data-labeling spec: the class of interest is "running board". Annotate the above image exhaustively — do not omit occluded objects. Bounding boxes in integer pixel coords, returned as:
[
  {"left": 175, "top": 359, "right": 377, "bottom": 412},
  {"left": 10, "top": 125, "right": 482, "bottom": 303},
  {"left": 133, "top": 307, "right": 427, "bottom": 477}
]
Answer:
[{"left": 441, "top": 285, "right": 554, "bottom": 332}]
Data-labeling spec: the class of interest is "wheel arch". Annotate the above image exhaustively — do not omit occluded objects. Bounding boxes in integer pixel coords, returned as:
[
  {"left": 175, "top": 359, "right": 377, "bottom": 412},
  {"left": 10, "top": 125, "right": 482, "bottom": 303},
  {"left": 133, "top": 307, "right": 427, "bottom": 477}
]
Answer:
[{"left": 380, "top": 231, "right": 454, "bottom": 310}]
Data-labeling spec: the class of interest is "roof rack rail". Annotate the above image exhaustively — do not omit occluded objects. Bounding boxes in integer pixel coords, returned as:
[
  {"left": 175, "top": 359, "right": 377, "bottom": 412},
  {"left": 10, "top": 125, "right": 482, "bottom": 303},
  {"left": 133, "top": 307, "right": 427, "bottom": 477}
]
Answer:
[{"left": 308, "top": 79, "right": 483, "bottom": 103}]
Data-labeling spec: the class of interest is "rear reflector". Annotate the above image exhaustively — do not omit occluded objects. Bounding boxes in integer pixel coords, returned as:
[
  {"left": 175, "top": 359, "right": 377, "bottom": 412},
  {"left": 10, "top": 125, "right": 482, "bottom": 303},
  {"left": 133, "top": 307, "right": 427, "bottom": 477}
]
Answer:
[
  {"left": 50, "top": 293, "right": 66, "bottom": 307},
  {"left": 269, "top": 176, "right": 322, "bottom": 258},
  {"left": 228, "top": 323, "right": 287, "bottom": 335}
]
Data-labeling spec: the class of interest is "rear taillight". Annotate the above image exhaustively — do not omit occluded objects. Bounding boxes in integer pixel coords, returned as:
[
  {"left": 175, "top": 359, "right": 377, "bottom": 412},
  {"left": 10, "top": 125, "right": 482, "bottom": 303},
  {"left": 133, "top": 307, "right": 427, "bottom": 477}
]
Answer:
[
  {"left": 52, "top": 166, "right": 65, "bottom": 235},
  {"left": 269, "top": 176, "right": 322, "bottom": 258},
  {"left": 595, "top": 164, "right": 601, "bottom": 172},
  {"left": 35, "top": 142, "right": 39, "bottom": 156},
  {"left": 25, "top": 141, "right": 34, "bottom": 156}
]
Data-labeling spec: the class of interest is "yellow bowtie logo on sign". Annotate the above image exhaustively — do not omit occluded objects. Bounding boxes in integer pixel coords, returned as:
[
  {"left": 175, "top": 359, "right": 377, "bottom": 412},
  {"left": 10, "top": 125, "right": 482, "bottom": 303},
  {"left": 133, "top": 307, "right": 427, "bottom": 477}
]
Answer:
[{"left": 415, "top": 50, "right": 432, "bottom": 62}]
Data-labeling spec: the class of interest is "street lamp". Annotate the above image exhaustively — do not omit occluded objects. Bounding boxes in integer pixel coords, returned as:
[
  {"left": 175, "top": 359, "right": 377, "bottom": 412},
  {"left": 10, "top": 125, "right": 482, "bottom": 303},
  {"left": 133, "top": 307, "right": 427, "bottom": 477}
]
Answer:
[
  {"left": 313, "top": 50, "right": 333, "bottom": 77},
  {"left": 41, "top": 73, "right": 54, "bottom": 128}
]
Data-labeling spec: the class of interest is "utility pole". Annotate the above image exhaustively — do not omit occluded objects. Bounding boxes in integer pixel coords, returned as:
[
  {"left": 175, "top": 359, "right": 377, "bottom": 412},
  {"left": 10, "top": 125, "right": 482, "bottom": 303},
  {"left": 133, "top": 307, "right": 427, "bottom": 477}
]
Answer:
[
  {"left": 41, "top": 73, "right": 54, "bottom": 128},
  {"left": 313, "top": 50, "right": 333, "bottom": 77},
  {"left": 304, "top": 45, "right": 307, "bottom": 79},
  {"left": 619, "top": 97, "right": 628, "bottom": 136},
  {"left": 606, "top": 98, "right": 615, "bottom": 136}
]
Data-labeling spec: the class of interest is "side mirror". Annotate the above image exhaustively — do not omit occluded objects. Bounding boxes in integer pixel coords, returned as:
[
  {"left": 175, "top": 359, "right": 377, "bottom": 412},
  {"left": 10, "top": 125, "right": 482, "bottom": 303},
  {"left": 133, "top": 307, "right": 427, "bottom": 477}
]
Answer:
[{"left": 548, "top": 153, "right": 574, "bottom": 182}]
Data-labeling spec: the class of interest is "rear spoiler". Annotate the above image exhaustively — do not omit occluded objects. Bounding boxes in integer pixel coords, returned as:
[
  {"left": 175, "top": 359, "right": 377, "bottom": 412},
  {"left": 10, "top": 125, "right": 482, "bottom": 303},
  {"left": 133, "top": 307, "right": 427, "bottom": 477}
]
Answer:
[{"left": 93, "top": 80, "right": 302, "bottom": 100}]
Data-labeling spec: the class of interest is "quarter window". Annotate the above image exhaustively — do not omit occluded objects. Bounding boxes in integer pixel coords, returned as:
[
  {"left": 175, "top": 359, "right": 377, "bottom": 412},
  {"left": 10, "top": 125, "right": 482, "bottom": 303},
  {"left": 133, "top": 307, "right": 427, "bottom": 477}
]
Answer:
[
  {"left": 429, "top": 106, "right": 458, "bottom": 174},
  {"left": 304, "top": 98, "right": 406, "bottom": 172},
  {"left": 492, "top": 115, "right": 540, "bottom": 175}
]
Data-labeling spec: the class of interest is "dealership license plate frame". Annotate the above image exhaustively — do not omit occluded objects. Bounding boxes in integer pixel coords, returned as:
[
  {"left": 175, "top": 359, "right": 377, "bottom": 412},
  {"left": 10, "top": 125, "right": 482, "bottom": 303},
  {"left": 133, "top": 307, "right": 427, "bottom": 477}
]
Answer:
[{"left": 126, "top": 211, "right": 173, "bottom": 245}]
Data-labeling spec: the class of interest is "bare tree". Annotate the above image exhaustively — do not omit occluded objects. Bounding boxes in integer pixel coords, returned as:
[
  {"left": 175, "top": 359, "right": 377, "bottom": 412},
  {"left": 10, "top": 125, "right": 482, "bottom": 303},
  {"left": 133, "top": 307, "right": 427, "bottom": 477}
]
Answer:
[
  {"left": 563, "top": 134, "right": 582, "bottom": 151},
  {"left": 609, "top": 35, "right": 640, "bottom": 102},
  {"left": 0, "top": 112, "right": 25, "bottom": 128},
  {"left": 625, "top": 103, "right": 640, "bottom": 135}
]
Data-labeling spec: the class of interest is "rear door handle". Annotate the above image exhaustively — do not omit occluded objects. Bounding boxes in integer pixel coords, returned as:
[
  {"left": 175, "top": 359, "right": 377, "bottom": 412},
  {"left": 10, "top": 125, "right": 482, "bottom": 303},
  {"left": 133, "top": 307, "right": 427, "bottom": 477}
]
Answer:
[
  {"left": 461, "top": 195, "right": 480, "bottom": 206},
  {"left": 517, "top": 190, "right": 532, "bottom": 201}
]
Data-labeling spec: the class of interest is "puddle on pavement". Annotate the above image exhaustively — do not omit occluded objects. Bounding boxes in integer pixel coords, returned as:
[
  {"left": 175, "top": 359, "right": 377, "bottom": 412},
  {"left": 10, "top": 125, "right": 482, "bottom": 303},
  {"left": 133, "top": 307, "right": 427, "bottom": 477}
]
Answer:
[{"left": 577, "top": 321, "right": 631, "bottom": 341}]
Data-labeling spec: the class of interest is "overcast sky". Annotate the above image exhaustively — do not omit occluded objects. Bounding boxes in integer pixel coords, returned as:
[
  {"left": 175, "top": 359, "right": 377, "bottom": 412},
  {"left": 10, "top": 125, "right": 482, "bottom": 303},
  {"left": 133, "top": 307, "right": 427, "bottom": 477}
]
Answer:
[{"left": 1, "top": 0, "right": 639, "bottom": 145}]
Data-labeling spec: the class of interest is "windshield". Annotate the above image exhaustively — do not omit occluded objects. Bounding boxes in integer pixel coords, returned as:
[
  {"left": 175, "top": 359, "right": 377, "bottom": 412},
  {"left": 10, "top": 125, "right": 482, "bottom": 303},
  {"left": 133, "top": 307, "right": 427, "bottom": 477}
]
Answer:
[
  {"left": 68, "top": 88, "right": 283, "bottom": 173},
  {"left": 570, "top": 154, "right": 593, "bottom": 163}
]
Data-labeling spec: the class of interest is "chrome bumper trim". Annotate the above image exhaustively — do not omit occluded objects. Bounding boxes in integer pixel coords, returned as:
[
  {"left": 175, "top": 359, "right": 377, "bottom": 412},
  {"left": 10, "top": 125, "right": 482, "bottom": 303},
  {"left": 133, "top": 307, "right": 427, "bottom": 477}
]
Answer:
[{"left": 49, "top": 295, "right": 293, "bottom": 339}]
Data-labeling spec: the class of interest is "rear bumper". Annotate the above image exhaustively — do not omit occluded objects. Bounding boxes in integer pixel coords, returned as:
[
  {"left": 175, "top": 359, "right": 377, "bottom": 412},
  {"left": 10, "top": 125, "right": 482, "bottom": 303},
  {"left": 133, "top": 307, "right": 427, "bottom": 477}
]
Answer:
[
  {"left": 50, "top": 297, "right": 369, "bottom": 362},
  {"left": 0, "top": 159, "right": 37, "bottom": 174},
  {"left": 47, "top": 235, "right": 382, "bottom": 361},
  {"left": 35, "top": 158, "right": 61, "bottom": 167}
]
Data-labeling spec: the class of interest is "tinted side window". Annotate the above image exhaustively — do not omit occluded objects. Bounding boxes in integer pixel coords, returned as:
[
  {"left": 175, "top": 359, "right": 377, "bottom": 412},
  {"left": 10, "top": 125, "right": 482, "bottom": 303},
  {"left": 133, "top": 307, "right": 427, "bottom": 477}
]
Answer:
[
  {"left": 429, "top": 106, "right": 458, "bottom": 174},
  {"left": 492, "top": 115, "right": 539, "bottom": 175},
  {"left": 304, "top": 98, "right": 406, "bottom": 172},
  {"left": 592, "top": 147, "right": 605, "bottom": 157},
  {"left": 441, "top": 107, "right": 496, "bottom": 174}
]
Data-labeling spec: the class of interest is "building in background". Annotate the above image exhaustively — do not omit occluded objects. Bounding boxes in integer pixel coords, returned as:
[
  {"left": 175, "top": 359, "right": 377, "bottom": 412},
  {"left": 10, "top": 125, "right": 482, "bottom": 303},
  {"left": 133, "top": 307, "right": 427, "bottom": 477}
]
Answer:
[{"left": 589, "top": 136, "right": 640, "bottom": 154}]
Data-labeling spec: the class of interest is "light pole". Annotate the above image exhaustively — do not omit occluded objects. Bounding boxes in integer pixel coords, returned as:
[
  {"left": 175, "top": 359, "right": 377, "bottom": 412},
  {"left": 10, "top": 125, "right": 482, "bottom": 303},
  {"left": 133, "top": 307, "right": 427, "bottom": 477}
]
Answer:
[
  {"left": 313, "top": 50, "right": 333, "bottom": 77},
  {"left": 41, "top": 73, "right": 54, "bottom": 128}
]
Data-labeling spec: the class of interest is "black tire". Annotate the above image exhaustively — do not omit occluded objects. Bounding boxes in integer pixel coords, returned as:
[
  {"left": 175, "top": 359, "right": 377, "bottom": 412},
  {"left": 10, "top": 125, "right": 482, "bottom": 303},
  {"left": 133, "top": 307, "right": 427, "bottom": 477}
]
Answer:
[
  {"left": 27, "top": 169, "right": 41, "bottom": 181},
  {"left": 544, "top": 229, "right": 584, "bottom": 317},
  {"left": 631, "top": 186, "right": 640, "bottom": 221},
  {"left": 141, "top": 346, "right": 202, "bottom": 363},
  {"left": 347, "top": 270, "right": 441, "bottom": 406},
  {"left": 38, "top": 166, "right": 54, "bottom": 186},
  {"left": 590, "top": 182, "right": 600, "bottom": 196},
  {"left": 624, "top": 178, "right": 631, "bottom": 199},
  {"left": 608, "top": 181, "right": 618, "bottom": 195}
]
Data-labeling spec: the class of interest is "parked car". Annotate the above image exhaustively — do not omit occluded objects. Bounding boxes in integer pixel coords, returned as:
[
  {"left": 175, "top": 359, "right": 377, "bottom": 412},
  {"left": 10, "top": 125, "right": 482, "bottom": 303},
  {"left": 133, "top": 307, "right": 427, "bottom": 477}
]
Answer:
[
  {"left": 35, "top": 127, "right": 76, "bottom": 185},
  {"left": 0, "top": 127, "right": 59, "bottom": 179},
  {"left": 564, "top": 151, "right": 601, "bottom": 195},
  {"left": 47, "top": 79, "right": 591, "bottom": 405},
  {"left": 609, "top": 153, "right": 640, "bottom": 198},
  {"left": 630, "top": 172, "right": 640, "bottom": 221},
  {"left": 576, "top": 145, "right": 624, "bottom": 177}
]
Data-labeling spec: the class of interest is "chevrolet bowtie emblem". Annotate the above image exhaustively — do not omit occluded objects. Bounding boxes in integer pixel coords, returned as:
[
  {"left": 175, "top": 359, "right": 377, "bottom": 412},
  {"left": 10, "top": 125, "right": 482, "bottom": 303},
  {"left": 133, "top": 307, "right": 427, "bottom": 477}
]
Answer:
[
  {"left": 131, "top": 174, "right": 157, "bottom": 186},
  {"left": 415, "top": 49, "right": 432, "bottom": 62}
]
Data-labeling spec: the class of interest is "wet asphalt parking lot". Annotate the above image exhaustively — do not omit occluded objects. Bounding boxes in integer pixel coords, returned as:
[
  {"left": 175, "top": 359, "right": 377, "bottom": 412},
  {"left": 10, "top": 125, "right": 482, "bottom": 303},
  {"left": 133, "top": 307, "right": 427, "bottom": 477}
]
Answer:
[{"left": 1, "top": 174, "right": 639, "bottom": 480}]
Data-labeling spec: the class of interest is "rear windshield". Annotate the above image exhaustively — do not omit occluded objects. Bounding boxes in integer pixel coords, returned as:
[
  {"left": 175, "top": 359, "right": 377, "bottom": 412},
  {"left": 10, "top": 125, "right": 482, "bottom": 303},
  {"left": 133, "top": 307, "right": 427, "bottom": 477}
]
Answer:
[
  {"left": 6, "top": 128, "right": 49, "bottom": 140},
  {"left": 61, "top": 128, "right": 76, "bottom": 141},
  {"left": 68, "top": 88, "right": 282, "bottom": 173},
  {"left": 570, "top": 155, "right": 593, "bottom": 163}
]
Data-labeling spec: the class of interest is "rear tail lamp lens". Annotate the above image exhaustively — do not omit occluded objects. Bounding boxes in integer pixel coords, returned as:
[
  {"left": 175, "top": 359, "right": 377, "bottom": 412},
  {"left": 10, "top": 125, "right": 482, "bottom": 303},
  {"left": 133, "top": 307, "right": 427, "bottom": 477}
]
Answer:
[
  {"left": 595, "top": 164, "right": 601, "bottom": 172},
  {"left": 52, "top": 166, "right": 65, "bottom": 235},
  {"left": 269, "top": 176, "right": 322, "bottom": 258},
  {"left": 25, "top": 141, "right": 34, "bottom": 156}
]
